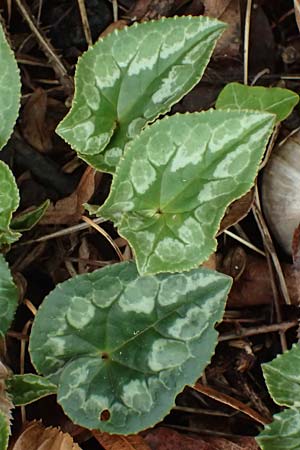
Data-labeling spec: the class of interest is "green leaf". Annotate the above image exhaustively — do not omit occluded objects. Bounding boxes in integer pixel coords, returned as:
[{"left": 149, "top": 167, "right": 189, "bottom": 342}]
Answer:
[
  {"left": 256, "top": 408, "right": 300, "bottom": 450},
  {"left": 98, "top": 110, "right": 275, "bottom": 275},
  {"left": 0, "top": 23, "right": 20, "bottom": 151},
  {"left": 57, "top": 16, "right": 226, "bottom": 173},
  {"left": 262, "top": 344, "right": 300, "bottom": 408},
  {"left": 0, "top": 254, "right": 18, "bottom": 338},
  {"left": 0, "top": 411, "right": 9, "bottom": 450},
  {"left": 215, "top": 82, "right": 299, "bottom": 122},
  {"left": 29, "top": 261, "right": 231, "bottom": 434},
  {"left": 6, "top": 374, "right": 57, "bottom": 406},
  {"left": 0, "top": 161, "right": 20, "bottom": 246},
  {"left": 256, "top": 345, "right": 300, "bottom": 449},
  {"left": 11, "top": 199, "right": 50, "bottom": 232}
]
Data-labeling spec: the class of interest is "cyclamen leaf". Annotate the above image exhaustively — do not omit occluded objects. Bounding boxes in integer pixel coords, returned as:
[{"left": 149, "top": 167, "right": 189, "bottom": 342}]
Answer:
[
  {"left": 11, "top": 199, "right": 50, "bottom": 232},
  {"left": 0, "top": 23, "right": 20, "bottom": 151},
  {"left": 6, "top": 374, "right": 57, "bottom": 406},
  {"left": 0, "top": 411, "right": 9, "bottom": 450},
  {"left": 0, "top": 161, "right": 20, "bottom": 246},
  {"left": 0, "top": 254, "right": 18, "bottom": 338},
  {"left": 56, "top": 16, "right": 226, "bottom": 173},
  {"left": 256, "top": 408, "right": 300, "bottom": 450},
  {"left": 29, "top": 261, "right": 231, "bottom": 434},
  {"left": 256, "top": 345, "right": 300, "bottom": 449},
  {"left": 98, "top": 110, "right": 275, "bottom": 275},
  {"left": 262, "top": 344, "right": 300, "bottom": 408},
  {"left": 216, "top": 82, "right": 299, "bottom": 122}
]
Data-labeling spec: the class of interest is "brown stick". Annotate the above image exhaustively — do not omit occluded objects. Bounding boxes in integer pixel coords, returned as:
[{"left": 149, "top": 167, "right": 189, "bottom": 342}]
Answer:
[{"left": 192, "top": 383, "right": 271, "bottom": 425}]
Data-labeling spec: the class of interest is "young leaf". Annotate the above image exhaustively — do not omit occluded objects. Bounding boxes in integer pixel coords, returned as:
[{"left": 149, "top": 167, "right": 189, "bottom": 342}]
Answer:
[
  {"left": 0, "top": 23, "right": 20, "bottom": 151},
  {"left": 6, "top": 374, "right": 57, "bottom": 406},
  {"left": 57, "top": 16, "right": 226, "bottom": 173},
  {"left": 10, "top": 199, "right": 50, "bottom": 232},
  {"left": 262, "top": 344, "right": 300, "bottom": 408},
  {"left": 0, "top": 254, "right": 18, "bottom": 338},
  {"left": 0, "top": 411, "right": 9, "bottom": 450},
  {"left": 0, "top": 161, "right": 20, "bottom": 246},
  {"left": 29, "top": 261, "right": 231, "bottom": 434},
  {"left": 98, "top": 110, "right": 275, "bottom": 275},
  {"left": 215, "top": 82, "right": 299, "bottom": 122},
  {"left": 256, "top": 408, "right": 300, "bottom": 450}
]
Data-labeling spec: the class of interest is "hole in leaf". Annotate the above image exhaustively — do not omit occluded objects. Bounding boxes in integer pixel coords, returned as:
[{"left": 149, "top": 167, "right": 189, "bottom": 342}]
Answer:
[
  {"left": 156, "top": 208, "right": 163, "bottom": 215},
  {"left": 100, "top": 409, "right": 111, "bottom": 421},
  {"left": 101, "top": 352, "right": 109, "bottom": 360}
]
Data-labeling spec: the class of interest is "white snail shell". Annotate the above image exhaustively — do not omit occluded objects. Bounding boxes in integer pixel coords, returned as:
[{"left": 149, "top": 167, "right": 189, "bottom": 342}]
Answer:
[{"left": 262, "top": 131, "right": 300, "bottom": 255}]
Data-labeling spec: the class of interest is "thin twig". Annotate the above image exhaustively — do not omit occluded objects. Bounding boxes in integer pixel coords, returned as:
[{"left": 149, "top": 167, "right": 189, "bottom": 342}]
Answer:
[
  {"left": 253, "top": 188, "right": 290, "bottom": 352},
  {"left": 82, "top": 216, "right": 124, "bottom": 261},
  {"left": 193, "top": 383, "right": 271, "bottom": 425},
  {"left": 20, "top": 320, "right": 32, "bottom": 425},
  {"left": 219, "top": 320, "right": 298, "bottom": 342},
  {"left": 224, "top": 229, "right": 265, "bottom": 256},
  {"left": 253, "top": 189, "right": 291, "bottom": 306},
  {"left": 14, "top": 0, "right": 73, "bottom": 93},
  {"left": 23, "top": 298, "right": 37, "bottom": 316},
  {"left": 244, "top": 0, "right": 252, "bottom": 85},
  {"left": 112, "top": 0, "right": 118, "bottom": 22},
  {"left": 77, "top": 0, "right": 92, "bottom": 46},
  {"left": 17, "top": 217, "right": 106, "bottom": 246}
]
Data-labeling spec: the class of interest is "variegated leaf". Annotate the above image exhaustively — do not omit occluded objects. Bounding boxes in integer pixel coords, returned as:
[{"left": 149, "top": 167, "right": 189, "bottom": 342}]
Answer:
[
  {"left": 57, "top": 16, "right": 225, "bottom": 173},
  {"left": 29, "top": 261, "right": 231, "bottom": 434},
  {"left": 0, "top": 23, "right": 20, "bottom": 151},
  {"left": 0, "top": 255, "right": 18, "bottom": 338},
  {"left": 98, "top": 110, "right": 275, "bottom": 275},
  {"left": 6, "top": 374, "right": 57, "bottom": 406}
]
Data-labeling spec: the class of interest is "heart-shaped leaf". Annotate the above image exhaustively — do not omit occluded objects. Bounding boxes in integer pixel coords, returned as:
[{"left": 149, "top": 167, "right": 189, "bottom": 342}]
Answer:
[
  {"left": 0, "top": 23, "right": 20, "bottom": 151},
  {"left": 56, "top": 16, "right": 226, "bottom": 173},
  {"left": 0, "top": 254, "right": 18, "bottom": 338},
  {"left": 6, "top": 374, "right": 57, "bottom": 406},
  {"left": 262, "top": 344, "right": 300, "bottom": 408},
  {"left": 29, "top": 261, "right": 231, "bottom": 434},
  {"left": 98, "top": 110, "right": 275, "bottom": 275},
  {"left": 216, "top": 83, "right": 299, "bottom": 122},
  {"left": 256, "top": 345, "right": 300, "bottom": 449},
  {"left": 0, "top": 411, "right": 9, "bottom": 450},
  {"left": 256, "top": 408, "right": 300, "bottom": 450},
  {"left": 0, "top": 161, "right": 20, "bottom": 246}
]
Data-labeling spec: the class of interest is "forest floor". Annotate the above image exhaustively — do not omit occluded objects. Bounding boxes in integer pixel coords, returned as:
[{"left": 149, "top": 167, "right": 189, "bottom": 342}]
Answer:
[{"left": 1, "top": 0, "right": 300, "bottom": 449}]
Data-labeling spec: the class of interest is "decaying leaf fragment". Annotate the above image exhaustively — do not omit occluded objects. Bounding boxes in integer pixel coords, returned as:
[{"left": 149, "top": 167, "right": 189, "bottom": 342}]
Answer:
[
  {"left": 12, "top": 421, "right": 82, "bottom": 450},
  {"left": 93, "top": 430, "right": 151, "bottom": 449}
]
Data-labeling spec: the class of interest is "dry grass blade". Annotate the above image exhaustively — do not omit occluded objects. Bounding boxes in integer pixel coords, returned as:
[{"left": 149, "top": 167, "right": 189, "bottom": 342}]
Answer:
[
  {"left": 14, "top": 0, "right": 73, "bottom": 93},
  {"left": 77, "top": 0, "right": 92, "bottom": 46},
  {"left": 12, "top": 421, "right": 82, "bottom": 449},
  {"left": 93, "top": 430, "right": 151, "bottom": 450}
]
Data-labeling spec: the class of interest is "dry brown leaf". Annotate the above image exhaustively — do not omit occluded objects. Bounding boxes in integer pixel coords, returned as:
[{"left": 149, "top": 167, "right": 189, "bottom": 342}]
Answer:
[
  {"left": 203, "top": 0, "right": 240, "bottom": 57},
  {"left": 100, "top": 19, "right": 129, "bottom": 38},
  {"left": 40, "top": 166, "right": 98, "bottom": 225},
  {"left": 21, "top": 88, "right": 53, "bottom": 153},
  {"left": 221, "top": 252, "right": 300, "bottom": 307},
  {"left": 93, "top": 430, "right": 151, "bottom": 450},
  {"left": 292, "top": 223, "right": 300, "bottom": 268},
  {"left": 12, "top": 421, "right": 82, "bottom": 450},
  {"left": 219, "top": 190, "right": 254, "bottom": 234},
  {"left": 294, "top": 0, "right": 300, "bottom": 31},
  {"left": 144, "top": 428, "right": 214, "bottom": 450},
  {"left": 206, "top": 436, "right": 260, "bottom": 450}
]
